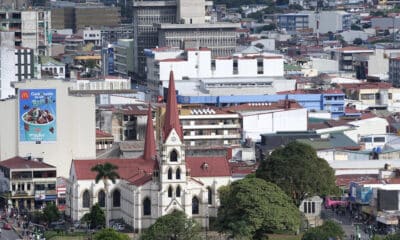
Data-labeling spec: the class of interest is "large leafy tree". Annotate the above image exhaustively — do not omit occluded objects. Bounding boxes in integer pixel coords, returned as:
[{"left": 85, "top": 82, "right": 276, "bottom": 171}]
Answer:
[
  {"left": 81, "top": 203, "right": 105, "bottom": 229},
  {"left": 216, "top": 177, "right": 301, "bottom": 240},
  {"left": 43, "top": 202, "right": 60, "bottom": 224},
  {"left": 140, "top": 210, "right": 201, "bottom": 240},
  {"left": 256, "top": 142, "right": 339, "bottom": 206},
  {"left": 94, "top": 228, "right": 130, "bottom": 240},
  {"left": 302, "top": 220, "right": 345, "bottom": 240},
  {"left": 91, "top": 162, "right": 120, "bottom": 227}
]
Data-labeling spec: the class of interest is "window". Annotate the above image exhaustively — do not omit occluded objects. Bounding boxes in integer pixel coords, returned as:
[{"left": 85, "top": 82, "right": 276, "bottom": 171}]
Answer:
[
  {"left": 82, "top": 190, "right": 90, "bottom": 208},
  {"left": 98, "top": 190, "right": 105, "bottom": 208},
  {"left": 168, "top": 168, "right": 173, "bottom": 180},
  {"left": 207, "top": 187, "right": 212, "bottom": 205},
  {"left": 192, "top": 197, "right": 199, "bottom": 214},
  {"left": 143, "top": 197, "right": 151, "bottom": 216},
  {"left": 168, "top": 186, "right": 173, "bottom": 198},
  {"left": 176, "top": 186, "right": 181, "bottom": 197},
  {"left": 374, "top": 137, "right": 386, "bottom": 142},
  {"left": 27, "top": 183, "right": 30, "bottom": 191},
  {"left": 176, "top": 168, "right": 181, "bottom": 180},
  {"left": 170, "top": 150, "right": 178, "bottom": 162},
  {"left": 112, "top": 189, "right": 121, "bottom": 207},
  {"left": 303, "top": 201, "right": 316, "bottom": 214},
  {"left": 360, "top": 94, "right": 375, "bottom": 100}
]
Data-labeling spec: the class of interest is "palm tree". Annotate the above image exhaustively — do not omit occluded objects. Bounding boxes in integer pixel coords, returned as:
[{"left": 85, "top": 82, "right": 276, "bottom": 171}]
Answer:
[{"left": 91, "top": 162, "right": 120, "bottom": 228}]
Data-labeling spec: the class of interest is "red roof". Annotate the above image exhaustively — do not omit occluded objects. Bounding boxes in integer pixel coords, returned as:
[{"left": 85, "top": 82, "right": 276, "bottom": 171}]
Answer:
[
  {"left": 336, "top": 46, "right": 372, "bottom": 52},
  {"left": 0, "top": 156, "right": 56, "bottom": 169},
  {"left": 229, "top": 162, "right": 258, "bottom": 175},
  {"left": 163, "top": 71, "right": 183, "bottom": 141},
  {"left": 340, "top": 82, "right": 393, "bottom": 90},
  {"left": 186, "top": 156, "right": 231, "bottom": 177},
  {"left": 72, "top": 158, "right": 157, "bottom": 186},
  {"left": 96, "top": 129, "right": 113, "bottom": 138}
]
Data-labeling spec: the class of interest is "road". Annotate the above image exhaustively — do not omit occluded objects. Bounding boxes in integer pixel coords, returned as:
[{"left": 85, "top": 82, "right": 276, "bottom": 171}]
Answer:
[
  {"left": 323, "top": 208, "right": 369, "bottom": 240},
  {"left": 0, "top": 229, "right": 21, "bottom": 240}
]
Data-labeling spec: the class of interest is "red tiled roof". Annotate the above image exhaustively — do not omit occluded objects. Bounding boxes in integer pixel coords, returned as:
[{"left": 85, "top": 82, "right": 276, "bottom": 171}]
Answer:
[
  {"left": 186, "top": 156, "right": 231, "bottom": 177},
  {"left": 335, "top": 174, "right": 379, "bottom": 186},
  {"left": 0, "top": 156, "right": 56, "bottom": 169},
  {"left": 336, "top": 46, "right": 372, "bottom": 52},
  {"left": 72, "top": 158, "right": 157, "bottom": 186},
  {"left": 158, "top": 58, "right": 186, "bottom": 62},
  {"left": 229, "top": 162, "right": 258, "bottom": 175},
  {"left": 340, "top": 82, "right": 393, "bottom": 90},
  {"left": 96, "top": 129, "right": 113, "bottom": 138},
  {"left": 345, "top": 107, "right": 360, "bottom": 114}
]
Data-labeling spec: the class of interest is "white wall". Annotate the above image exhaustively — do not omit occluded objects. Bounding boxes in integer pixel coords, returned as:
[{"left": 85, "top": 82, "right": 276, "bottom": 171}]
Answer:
[
  {"left": 344, "top": 117, "right": 389, "bottom": 143},
  {"left": 311, "top": 57, "right": 339, "bottom": 73},
  {"left": 0, "top": 99, "right": 18, "bottom": 160},
  {"left": 242, "top": 108, "right": 308, "bottom": 141},
  {"left": 12, "top": 80, "right": 96, "bottom": 177},
  {"left": 0, "top": 47, "right": 17, "bottom": 99}
]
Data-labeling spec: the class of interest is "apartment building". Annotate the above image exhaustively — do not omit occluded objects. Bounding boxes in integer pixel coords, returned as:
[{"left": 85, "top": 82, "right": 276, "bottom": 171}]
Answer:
[
  {"left": 0, "top": 10, "right": 51, "bottom": 55},
  {"left": 277, "top": 13, "right": 309, "bottom": 34},
  {"left": 333, "top": 47, "right": 374, "bottom": 72},
  {"left": 0, "top": 156, "right": 57, "bottom": 210},
  {"left": 389, "top": 56, "right": 400, "bottom": 87},
  {"left": 114, "top": 39, "right": 134, "bottom": 78}
]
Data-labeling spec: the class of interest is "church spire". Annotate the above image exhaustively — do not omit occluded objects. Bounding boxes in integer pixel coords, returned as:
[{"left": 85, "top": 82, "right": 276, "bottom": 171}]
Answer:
[
  {"left": 143, "top": 103, "right": 156, "bottom": 161},
  {"left": 163, "top": 70, "right": 183, "bottom": 141}
]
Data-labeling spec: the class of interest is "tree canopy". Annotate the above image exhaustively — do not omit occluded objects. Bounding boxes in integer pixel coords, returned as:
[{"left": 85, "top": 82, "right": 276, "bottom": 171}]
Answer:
[
  {"left": 94, "top": 228, "right": 130, "bottom": 240},
  {"left": 43, "top": 202, "right": 60, "bottom": 224},
  {"left": 256, "top": 142, "right": 339, "bottom": 206},
  {"left": 302, "top": 220, "right": 345, "bottom": 240},
  {"left": 91, "top": 162, "right": 120, "bottom": 185},
  {"left": 216, "top": 177, "right": 301, "bottom": 239},
  {"left": 140, "top": 210, "right": 202, "bottom": 240},
  {"left": 81, "top": 203, "right": 105, "bottom": 229}
]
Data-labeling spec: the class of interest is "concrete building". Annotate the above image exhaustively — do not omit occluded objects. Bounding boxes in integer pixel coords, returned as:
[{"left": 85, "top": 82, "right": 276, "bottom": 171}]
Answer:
[
  {"left": 389, "top": 56, "right": 400, "bottom": 87},
  {"left": 333, "top": 46, "right": 374, "bottom": 73},
  {"left": 368, "top": 48, "right": 400, "bottom": 78},
  {"left": 145, "top": 47, "right": 288, "bottom": 96},
  {"left": 82, "top": 29, "right": 101, "bottom": 46},
  {"left": 39, "top": 56, "right": 65, "bottom": 79},
  {"left": 277, "top": 13, "right": 309, "bottom": 34},
  {"left": 0, "top": 32, "right": 35, "bottom": 99},
  {"left": 0, "top": 79, "right": 96, "bottom": 177},
  {"left": 114, "top": 39, "right": 134, "bottom": 78},
  {"left": 156, "top": 22, "right": 239, "bottom": 58},
  {"left": 0, "top": 156, "right": 57, "bottom": 210},
  {"left": 0, "top": 10, "right": 52, "bottom": 55},
  {"left": 306, "top": 11, "right": 351, "bottom": 34},
  {"left": 67, "top": 71, "right": 234, "bottom": 230}
]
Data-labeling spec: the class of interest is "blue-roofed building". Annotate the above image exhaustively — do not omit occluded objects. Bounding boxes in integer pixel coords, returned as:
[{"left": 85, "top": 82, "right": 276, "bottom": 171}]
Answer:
[{"left": 177, "top": 89, "right": 346, "bottom": 118}]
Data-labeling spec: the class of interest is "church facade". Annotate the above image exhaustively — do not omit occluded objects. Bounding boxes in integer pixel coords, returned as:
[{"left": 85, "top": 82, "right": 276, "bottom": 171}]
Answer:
[{"left": 66, "top": 71, "right": 233, "bottom": 230}]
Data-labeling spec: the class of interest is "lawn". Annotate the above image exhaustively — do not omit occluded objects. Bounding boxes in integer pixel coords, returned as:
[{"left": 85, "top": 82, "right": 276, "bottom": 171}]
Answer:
[{"left": 268, "top": 234, "right": 302, "bottom": 240}]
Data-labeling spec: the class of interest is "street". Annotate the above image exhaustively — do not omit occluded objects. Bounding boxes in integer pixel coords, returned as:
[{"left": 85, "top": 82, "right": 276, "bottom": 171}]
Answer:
[{"left": 0, "top": 229, "right": 21, "bottom": 240}]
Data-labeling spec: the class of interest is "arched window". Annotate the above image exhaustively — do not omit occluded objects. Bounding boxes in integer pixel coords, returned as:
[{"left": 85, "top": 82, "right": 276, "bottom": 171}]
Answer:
[
  {"left": 143, "top": 197, "right": 151, "bottom": 216},
  {"left": 98, "top": 190, "right": 105, "bottom": 208},
  {"left": 176, "top": 168, "right": 181, "bottom": 180},
  {"left": 82, "top": 190, "right": 90, "bottom": 208},
  {"left": 112, "top": 189, "right": 121, "bottom": 207},
  {"left": 168, "top": 186, "right": 173, "bottom": 198},
  {"left": 176, "top": 185, "right": 181, "bottom": 197},
  {"left": 192, "top": 196, "right": 199, "bottom": 215},
  {"left": 207, "top": 187, "right": 212, "bottom": 205},
  {"left": 168, "top": 168, "right": 173, "bottom": 180},
  {"left": 170, "top": 150, "right": 178, "bottom": 162}
]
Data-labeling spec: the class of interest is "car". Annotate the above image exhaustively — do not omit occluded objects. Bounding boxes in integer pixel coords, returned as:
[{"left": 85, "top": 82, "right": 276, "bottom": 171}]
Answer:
[
  {"left": 112, "top": 223, "right": 125, "bottom": 231},
  {"left": 3, "top": 223, "right": 12, "bottom": 230},
  {"left": 73, "top": 221, "right": 81, "bottom": 229}
]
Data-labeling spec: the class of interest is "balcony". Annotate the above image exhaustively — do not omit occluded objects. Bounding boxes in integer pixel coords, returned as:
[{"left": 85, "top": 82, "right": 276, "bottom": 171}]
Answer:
[
  {"left": 182, "top": 124, "right": 240, "bottom": 130},
  {"left": 184, "top": 134, "right": 241, "bottom": 140},
  {"left": 12, "top": 191, "right": 29, "bottom": 197}
]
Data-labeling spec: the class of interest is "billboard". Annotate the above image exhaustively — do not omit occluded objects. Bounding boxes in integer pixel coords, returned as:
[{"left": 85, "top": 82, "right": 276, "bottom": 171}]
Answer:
[{"left": 19, "top": 89, "right": 56, "bottom": 142}]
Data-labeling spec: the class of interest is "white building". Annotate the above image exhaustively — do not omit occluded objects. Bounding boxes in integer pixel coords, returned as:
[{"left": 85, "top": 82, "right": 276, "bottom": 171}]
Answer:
[
  {"left": 67, "top": 71, "right": 233, "bottom": 230},
  {"left": 0, "top": 79, "right": 96, "bottom": 177},
  {"left": 368, "top": 48, "right": 400, "bottom": 78},
  {"left": 304, "top": 11, "right": 352, "bottom": 34},
  {"left": 39, "top": 56, "right": 66, "bottom": 79},
  {"left": 70, "top": 76, "right": 131, "bottom": 92},
  {"left": 145, "top": 47, "right": 292, "bottom": 97},
  {"left": 225, "top": 100, "right": 308, "bottom": 142},
  {"left": 82, "top": 29, "right": 101, "bottom": 46}
]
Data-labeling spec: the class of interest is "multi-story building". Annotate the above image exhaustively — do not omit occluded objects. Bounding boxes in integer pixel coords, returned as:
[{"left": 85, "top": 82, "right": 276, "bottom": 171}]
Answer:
[
  {"left": 145, "top": 47, "right": 289, "bottom": 96},
  {"left": 114, "top": 39, "right": 134, "bottom": 78},
  {"left": 133, "top": 0, "right": 177, "bottom": 77},
  {"left": 39, "top": 56, "right": 66, "bottom": 79},
  {"left": 389, "top": 56, "right": 400, "bottom": 87},
  {"left": 82, "top": 29, "right": 101, "bottom": 46},
  {"left": 156, "top": 22, "right": 238, "bottom": 58},
  {"left": 0, "top": 79, "right": 96, "bottom": 177},
  {"left": 277, "top": 13, "right": 310, "bottom": 34},
  {"left": 0, "top": 10, "right": 52, "bottom": 55},
  {"left": 0, "top": 156, "right": 57, "bottom": 210},
  {"left": 306, "top": 11, "right": 351, "bottom": 34},
  {"left": 100, "top": 24, "right": 134, "bottom": 46},
  {"left": 0, "top": 32, "right": 35, "bottom": 99},
  {"left": 333, "top": 46, "right": 374, "bottom": 72}
]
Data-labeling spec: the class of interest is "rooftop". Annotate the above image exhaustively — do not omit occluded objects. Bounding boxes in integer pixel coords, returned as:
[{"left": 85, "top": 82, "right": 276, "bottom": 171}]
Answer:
[{"left": 0, "top": 156, "right": 56, "bottom": 170}]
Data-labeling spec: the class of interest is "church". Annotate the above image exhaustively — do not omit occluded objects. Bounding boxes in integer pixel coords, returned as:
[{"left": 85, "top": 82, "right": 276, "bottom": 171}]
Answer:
[{"left": 66, "top": 71, "right": 233, "bottom": 231}]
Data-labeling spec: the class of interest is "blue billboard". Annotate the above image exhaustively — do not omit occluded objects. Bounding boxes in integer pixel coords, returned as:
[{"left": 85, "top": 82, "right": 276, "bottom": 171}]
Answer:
[{"left": 19, "top": 89, "right": 57, "bottom": 142}]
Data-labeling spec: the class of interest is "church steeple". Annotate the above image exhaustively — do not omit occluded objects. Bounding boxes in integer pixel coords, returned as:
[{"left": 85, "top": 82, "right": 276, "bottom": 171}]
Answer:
[
  {"left": 163, "top": 70, "right": 183, "bottom": 141},
  {"left": 143, "top": 103, "right": 157, "bottom": 161}
]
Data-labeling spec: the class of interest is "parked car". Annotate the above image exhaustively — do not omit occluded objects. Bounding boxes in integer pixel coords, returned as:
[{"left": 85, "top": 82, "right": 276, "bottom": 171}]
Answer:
[
  {"left": 3, "top": 223, "right": 12, "bottom": 230},
  {"left": 73, "top": 221, "right": 81, "bottom": 229},
  {"left": 112, "top": 223, "right": 125, "bottom": 231}
]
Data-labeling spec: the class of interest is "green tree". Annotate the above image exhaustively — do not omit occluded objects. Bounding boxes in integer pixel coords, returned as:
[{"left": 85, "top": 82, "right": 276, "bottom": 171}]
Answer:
[
  {"left": 91, "top": 162, "right": 120, "bottom": 227},
  {"left": 302, "top": 220, "right": 345, "bottom": 240},
  {"left": 384, "top": 233, "right": 400, "bottom": 240},
  {"left": 256, "top": 142, "right": 339, "bottom": 206},
  {"left": 81, "top": 203, "right": 105, "bottom": 229},
  {"left": 140, "top": 210, "right": 201, "bottom": 240},
  {"left": 94, "top": 228, "right": 130, "bottom": 240},
  {"left": 353, "top": 38, "right": 363, "bottom": 45},
  {"left": 216, "top": 178, "right": 301, "bottom": 240},
  {"left": 43, "top": 202, "right": 60, "bottom": 224}
]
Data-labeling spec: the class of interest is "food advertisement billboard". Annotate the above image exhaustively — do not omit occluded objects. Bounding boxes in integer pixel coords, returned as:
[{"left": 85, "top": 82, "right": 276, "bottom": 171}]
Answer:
[{"left": 19, "top": 89, "right": 56, "bottom": 142}]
